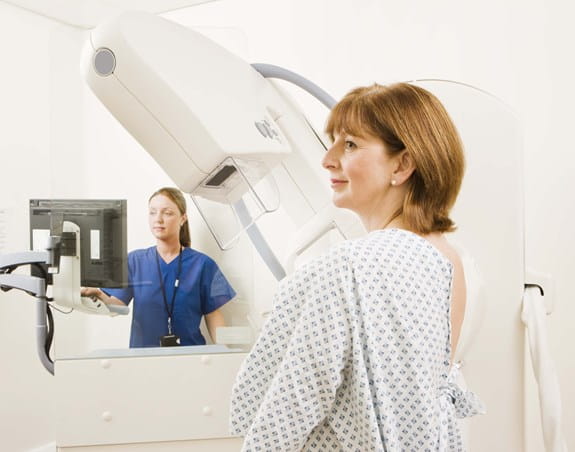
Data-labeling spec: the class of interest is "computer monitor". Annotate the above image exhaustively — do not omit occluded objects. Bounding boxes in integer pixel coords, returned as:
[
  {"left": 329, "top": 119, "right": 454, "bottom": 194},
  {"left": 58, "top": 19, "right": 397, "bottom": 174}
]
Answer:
[{"left": 29, "top": 199, "right": 128, "bottom": 288}]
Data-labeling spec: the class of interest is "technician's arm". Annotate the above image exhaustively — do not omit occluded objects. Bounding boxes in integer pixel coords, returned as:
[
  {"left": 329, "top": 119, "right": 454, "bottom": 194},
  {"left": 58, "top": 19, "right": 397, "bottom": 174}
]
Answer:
[
  {"left": 205, "top": 308, "right": 225, "bottom": 343},
  {"left": 80, "top": 287, "right": 127, "bottom": 306}
]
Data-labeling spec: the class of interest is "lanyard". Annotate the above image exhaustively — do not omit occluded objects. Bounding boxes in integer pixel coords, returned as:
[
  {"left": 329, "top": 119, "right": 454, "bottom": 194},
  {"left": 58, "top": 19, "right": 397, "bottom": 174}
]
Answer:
[{"left": 155, "top": 247, "right": 183, "bottom": 335}]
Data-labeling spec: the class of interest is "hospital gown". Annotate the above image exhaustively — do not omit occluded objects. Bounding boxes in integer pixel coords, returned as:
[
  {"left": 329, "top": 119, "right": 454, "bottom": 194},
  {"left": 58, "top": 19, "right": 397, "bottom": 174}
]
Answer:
[{"left": 230, "top": 228, "right": 484, "bottom": 451}]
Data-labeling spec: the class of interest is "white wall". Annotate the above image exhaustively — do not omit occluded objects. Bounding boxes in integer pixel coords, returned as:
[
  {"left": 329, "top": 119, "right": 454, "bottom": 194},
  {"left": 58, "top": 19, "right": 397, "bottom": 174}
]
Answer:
[
  {"left": 0, "top": 5, "right": 56, "bottom": 451},
  {"left": 0, "top": 0, "right": 573, "bottom": 450}
]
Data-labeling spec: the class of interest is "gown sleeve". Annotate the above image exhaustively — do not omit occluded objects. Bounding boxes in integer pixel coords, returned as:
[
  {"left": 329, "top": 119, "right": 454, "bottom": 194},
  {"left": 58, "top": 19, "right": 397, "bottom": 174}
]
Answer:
[{"left": 230, "top": 246, "right": 353, "bottom": 451}]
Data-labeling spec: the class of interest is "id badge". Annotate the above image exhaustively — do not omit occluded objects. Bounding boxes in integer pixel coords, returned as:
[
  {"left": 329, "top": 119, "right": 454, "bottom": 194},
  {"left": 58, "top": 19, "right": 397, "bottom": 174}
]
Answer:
[{"left": 160, "top": 334, "right": 181, "bottom": 347}]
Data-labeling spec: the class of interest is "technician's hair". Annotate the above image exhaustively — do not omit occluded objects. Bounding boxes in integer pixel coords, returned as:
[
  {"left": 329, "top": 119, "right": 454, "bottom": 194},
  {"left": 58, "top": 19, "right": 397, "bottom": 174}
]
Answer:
[
  {"left": 149, "top": 187, "right": 191, "bottom": 247},
  {"left": 326, "top": 82, "right": 465, "bottom": 234}
]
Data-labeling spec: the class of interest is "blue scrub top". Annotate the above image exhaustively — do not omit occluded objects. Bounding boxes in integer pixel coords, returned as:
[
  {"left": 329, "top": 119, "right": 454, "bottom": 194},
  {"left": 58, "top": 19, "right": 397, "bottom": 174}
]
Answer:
[{"left": 103, "top": 246, "right": 236, "bottom": 347}]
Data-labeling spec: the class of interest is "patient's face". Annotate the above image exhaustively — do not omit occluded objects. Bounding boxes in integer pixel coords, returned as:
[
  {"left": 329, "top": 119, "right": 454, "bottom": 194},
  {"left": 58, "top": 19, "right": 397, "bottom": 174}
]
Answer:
[
  {"left": 148, "top": 194, "right": 185, "bottom": 243},
  {"left": 322, "top": 132, "right": 396, "bottom": 217}
]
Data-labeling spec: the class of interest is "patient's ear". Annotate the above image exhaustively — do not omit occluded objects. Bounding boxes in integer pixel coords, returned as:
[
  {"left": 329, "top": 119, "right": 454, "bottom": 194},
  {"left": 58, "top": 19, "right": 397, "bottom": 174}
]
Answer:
[{"left": 392, "top": 150, "right": 416, "bottom": 185}]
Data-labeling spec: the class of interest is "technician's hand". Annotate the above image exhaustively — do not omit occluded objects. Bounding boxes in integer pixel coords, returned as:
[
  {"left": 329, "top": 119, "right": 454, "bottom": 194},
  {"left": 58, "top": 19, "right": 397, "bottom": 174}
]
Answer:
[
  {"left": 81, "top": 287, "right": 103, "bottom": 301},
  {"left": 81, "top": 287, "right": 121, "bottom": 306}
]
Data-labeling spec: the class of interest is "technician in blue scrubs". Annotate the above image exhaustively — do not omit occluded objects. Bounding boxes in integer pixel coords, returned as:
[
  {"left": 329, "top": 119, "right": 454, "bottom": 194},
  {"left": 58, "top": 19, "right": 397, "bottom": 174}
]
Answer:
[{"left": 81, "top": 187, "right": 236, "bottom": 347}]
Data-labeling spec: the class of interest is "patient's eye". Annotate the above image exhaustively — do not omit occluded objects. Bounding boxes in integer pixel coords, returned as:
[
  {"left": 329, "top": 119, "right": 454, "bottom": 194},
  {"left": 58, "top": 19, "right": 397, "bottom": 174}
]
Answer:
[{"left": 344, "top": 140, "right": 357, "bottom": 151}]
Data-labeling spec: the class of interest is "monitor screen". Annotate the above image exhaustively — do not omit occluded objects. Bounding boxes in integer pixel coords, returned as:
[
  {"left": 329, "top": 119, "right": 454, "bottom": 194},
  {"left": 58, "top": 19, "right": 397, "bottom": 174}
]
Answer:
[{"left": 29, "top": 199, "right": 128, "bottom": 288}]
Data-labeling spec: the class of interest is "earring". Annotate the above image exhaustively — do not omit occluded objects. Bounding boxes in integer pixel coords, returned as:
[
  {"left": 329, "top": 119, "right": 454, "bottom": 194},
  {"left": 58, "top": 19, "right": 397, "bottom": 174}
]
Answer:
[{"left": 391, "top": 179, "right": 397, "bottom": 186}]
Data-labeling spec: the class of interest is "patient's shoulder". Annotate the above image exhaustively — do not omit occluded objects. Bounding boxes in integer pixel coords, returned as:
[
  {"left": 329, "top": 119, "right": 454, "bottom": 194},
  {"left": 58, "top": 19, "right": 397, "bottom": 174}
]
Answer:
[{"left": 423, "top": 233, "right": 463, "bottom": 271}]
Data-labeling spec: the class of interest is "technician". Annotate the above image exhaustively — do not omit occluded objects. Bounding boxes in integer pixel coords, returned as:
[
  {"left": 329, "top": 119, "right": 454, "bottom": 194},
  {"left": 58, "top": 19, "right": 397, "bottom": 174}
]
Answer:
[{"left": 82, "top": 187, "right": 236, "bottom": 347}]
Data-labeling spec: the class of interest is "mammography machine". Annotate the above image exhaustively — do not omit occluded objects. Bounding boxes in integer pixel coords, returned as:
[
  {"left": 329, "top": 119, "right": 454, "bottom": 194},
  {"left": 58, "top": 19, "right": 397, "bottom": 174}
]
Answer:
[{"left": 0, "top": 8, "right": 567, "bottom": 452}]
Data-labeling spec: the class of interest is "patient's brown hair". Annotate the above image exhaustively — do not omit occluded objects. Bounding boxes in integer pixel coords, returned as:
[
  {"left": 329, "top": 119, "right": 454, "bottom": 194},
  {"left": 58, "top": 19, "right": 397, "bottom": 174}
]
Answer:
[{"left": 326, "top": 82, "right": 465, "bottom": 234}]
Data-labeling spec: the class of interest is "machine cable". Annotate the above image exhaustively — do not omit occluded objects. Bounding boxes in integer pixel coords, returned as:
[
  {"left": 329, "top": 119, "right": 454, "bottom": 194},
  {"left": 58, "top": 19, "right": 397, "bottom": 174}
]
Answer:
[{"left": 251, "top": 63, "right": 337, "bottom": 109}]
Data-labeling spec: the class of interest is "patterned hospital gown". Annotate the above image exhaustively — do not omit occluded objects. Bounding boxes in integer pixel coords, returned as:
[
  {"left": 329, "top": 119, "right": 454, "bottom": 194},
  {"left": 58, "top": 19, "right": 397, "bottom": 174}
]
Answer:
[{"left": 230, "top": 228, "right": 484, "bottom": 451}]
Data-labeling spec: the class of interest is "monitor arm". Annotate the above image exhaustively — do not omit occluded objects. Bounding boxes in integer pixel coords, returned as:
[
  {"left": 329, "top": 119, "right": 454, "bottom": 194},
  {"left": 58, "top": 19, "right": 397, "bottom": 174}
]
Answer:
[
  {"left": 0, "top": 250, "right": 54, "bottom": 374},
  {"left": 0, "top": 222, "right": 128, "bottom": 375}
]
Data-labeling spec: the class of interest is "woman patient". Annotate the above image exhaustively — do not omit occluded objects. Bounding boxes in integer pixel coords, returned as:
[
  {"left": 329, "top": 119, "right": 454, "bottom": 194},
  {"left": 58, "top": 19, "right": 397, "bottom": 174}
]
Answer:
[{"left": 230, "top": 82, "right": 484, "bottom": 451}]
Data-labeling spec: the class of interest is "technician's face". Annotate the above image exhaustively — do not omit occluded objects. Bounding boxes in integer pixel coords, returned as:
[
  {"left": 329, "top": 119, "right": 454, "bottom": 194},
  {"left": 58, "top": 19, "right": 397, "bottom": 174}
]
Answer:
[
  {"left": 322, "top": 132, "right": 395, "bottom": 215},
  {"left": 148, "top": 194, "right": 185, "bottom": 242}
]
